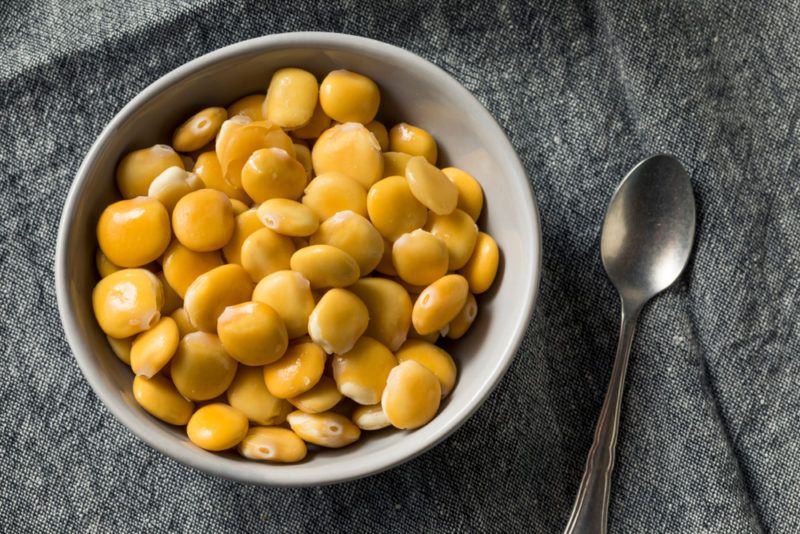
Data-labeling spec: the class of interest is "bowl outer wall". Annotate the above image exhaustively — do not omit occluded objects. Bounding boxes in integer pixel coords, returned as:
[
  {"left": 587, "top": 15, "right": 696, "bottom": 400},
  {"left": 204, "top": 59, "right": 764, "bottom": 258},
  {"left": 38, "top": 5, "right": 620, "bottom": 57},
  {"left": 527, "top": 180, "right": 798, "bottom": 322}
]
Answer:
[{"left": 55, "top": 32, "right": 542, "bottom": 486}]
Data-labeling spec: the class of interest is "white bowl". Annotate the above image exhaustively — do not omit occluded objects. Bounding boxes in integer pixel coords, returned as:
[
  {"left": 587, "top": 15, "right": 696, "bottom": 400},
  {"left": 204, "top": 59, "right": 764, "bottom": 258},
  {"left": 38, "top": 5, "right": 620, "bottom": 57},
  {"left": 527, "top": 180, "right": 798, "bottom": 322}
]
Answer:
[{"left": 55, "top": 32, "right": 541, "bottom": 486}]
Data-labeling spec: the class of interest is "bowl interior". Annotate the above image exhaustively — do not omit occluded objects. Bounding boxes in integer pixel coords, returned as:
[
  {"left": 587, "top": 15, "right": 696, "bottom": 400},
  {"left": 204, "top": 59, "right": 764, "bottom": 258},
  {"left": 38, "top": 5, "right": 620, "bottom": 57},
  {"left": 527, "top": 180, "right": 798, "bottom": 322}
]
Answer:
[{"left": 58, "top": 34, "right": 539, "bottom": 485}]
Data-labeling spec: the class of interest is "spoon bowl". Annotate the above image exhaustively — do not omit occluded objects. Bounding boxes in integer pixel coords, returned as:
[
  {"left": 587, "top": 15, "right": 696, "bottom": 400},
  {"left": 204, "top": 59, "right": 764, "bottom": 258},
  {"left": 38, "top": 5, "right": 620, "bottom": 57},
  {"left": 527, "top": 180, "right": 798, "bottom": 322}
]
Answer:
[{"left": 601, "top": 154, "right": 696, "bottom": 305}]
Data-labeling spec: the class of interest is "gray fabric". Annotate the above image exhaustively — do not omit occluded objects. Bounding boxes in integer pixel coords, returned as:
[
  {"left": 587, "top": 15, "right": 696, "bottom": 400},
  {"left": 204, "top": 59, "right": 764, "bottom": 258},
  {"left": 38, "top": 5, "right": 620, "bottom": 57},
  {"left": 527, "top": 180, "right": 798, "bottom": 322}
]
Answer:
[{"left": 1, "top": 0, "right": 798, "bottom": 532}]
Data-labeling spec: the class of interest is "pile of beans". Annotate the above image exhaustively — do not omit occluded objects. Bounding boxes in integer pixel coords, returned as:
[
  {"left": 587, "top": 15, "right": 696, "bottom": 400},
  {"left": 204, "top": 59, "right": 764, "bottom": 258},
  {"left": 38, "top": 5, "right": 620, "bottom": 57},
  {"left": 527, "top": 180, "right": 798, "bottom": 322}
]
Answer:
[{"left": 92, "top": 67, "right": 499, "bottom": 462}]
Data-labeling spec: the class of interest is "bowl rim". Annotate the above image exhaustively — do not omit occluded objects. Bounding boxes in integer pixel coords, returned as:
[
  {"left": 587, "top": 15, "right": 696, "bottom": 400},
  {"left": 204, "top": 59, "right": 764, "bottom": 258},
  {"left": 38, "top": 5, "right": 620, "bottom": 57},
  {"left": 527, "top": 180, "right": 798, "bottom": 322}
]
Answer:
[{"left": 55, "top": 31, "right": 542, "bottom": 486}]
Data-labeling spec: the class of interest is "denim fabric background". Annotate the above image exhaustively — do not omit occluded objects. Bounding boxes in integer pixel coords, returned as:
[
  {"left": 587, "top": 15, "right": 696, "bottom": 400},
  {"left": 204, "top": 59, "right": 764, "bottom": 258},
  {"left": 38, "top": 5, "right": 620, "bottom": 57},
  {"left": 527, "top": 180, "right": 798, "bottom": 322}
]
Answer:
[{"left": 1, "top": 0, "right": 799, "bottom": 532}]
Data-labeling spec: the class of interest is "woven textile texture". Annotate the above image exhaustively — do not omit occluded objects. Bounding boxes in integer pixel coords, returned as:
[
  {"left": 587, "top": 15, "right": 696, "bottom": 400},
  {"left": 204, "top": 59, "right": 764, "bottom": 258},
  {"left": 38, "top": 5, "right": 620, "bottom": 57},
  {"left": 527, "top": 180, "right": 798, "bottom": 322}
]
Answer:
[{"left": 2, "top": 0, "right": 799, "bottom": 532}]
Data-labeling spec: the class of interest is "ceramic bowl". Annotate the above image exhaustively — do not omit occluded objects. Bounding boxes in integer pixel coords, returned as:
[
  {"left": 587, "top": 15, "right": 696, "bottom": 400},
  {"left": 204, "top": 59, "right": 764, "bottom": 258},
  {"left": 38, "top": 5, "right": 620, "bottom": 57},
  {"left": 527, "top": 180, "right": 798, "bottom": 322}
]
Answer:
[{"left": 55, "top": 32, "right": 541, "bottom": 486}]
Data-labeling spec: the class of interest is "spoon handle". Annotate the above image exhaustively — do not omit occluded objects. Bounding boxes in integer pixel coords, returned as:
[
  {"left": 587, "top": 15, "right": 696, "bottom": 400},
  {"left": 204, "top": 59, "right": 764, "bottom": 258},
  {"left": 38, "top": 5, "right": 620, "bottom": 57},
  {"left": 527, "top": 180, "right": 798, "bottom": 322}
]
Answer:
[{"left": 564, "top": 304, "right": 641, "bottom": 534}]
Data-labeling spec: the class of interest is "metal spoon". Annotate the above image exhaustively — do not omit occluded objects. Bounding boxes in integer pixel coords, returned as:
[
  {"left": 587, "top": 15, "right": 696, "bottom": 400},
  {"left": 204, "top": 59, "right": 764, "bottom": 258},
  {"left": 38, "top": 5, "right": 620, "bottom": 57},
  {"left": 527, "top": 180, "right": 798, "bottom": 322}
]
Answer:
[{"left": 563, "top": 154, "right": 696, "bottom": 534}]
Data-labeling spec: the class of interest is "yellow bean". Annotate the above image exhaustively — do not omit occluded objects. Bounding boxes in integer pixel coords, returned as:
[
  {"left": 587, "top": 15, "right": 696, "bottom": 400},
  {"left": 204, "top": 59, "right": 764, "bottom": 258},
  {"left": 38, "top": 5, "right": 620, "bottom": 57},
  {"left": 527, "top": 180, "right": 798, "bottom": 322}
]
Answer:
[
  {"left": 237, "top": 427, "right": 307, "bottom": 462},
  {"left": 382, "top": 360, "right": 441, "bottom": 429},
  {"left": 351, "top": 404, "right": 391, "bottom": 431},
  {"left": 193, "top": 151, "right": 250, "bottom": 204},
  {"left": 116, "top": 144, "right": 184, "bottom": 199},
  {"left": 443, "top": 167, "right": 483, "bottom": 221},
  {"left": 130, "top": 316, "right": 180, "bottom": 377},
  {"left": 407, "top": 323, "right": 439, "bottom": 344},
  {"left": 302, "top": 172, "right": 367, "bottom": 221},
  {"left": 311, "top": 123, "right": 383, "bottom": 189},
  {"left": 107, "top": 335, "right": 132, "bottom": 365},
  {"left": 172, "top": 107, "right": 227, "bottom": 152},
  {"left": 293, "top": 143, "right": 313, "bottom": 182},
  {"left": 349, "top": 278, "right": 412, "bottom": 351},
  {"left": 252, "top": 270, "right": 315, "bottom": 339},
  {"left": 308, "top": 288, "right": 368, "bottom": 354},
  {"left": 382, "top": 151, "right": 412, "bottom": 178},
  {"left": 447, "top": 292, "right": 478, "bottom": 339},
  {"left": 241, "top": 147, "right": 307, "bottom": 202},
  {"left": 147, "top": 166, "right": 203, "bottom": 213},
  {"left": 241, "top": 227, "right": 295, "bottom": 282},
  {"left": 96, "top": 249, "right": 121, "bottom": 278},
  {"left": 222, "top": 209, "right": 264, "bottom": 265},
  {"left": 389, "top": 123, "right": 437, "bottom": 165},
  {"left": 290, "top": 244, "right": 360, "bottom": 289},
  {"left": 217, "top": 301, "right": 288, "bottom": 365},
  {"left": 425, "top": 209, "right": 478, "bottom": 270},
  {"left": 171, "top": 332, "right": 238, "bottom": 400},
  {"left": 286, "top": 410, "right": 361, "bottom": 448},
  {"left": 170, "top": 307, "right": 197, "bottom": 338},
  {"left": 332, "top": 337, "right": 397, "bottom": 405},
  {"left": 405, "top": 156, "right": 458, "bottom": 215},
  {"left": 291, "top": 101, "right": 332, "bottom": 139},
  {"left": 288, "top": 376, "right": 343, "bottom": 414},
  {"left": 183, "top": 264, "right": 254, "bottom": 332},
  {"left": 375, "top": 237, "right": 398, "bottom": 276},
  {"left": 411, "top": 274, "right": 469, "bottom": 335},
  {"left": 257, "top": 198, "right": 319, "bottom": 237},
  {"left": 97, "top": 197, "right": 171, "bottom": 267},
  {"left": 319, "top": 70, "right": 380, "bottom": 124},
  {"left": 216, "top": 119, "right": 295, "bottom": 182},
  {"left": 392, "top": 229, "right": 449, "bottom": 286},
  {"left": 162, "top": 241, "right": 225, "bottom": 298},
  {"left": 92, "top": 269, "right": 163, "bottom": 338},
  {"left": 367, "top": 176, "right": 428, "bottom": 241},
  {"left": 214, "top": 115, "right": 250, "bottom": 171},
  {"left": 226, "top": 365, "right": 292, "bottom": 425},
  {"left": 132, "top": 374, "right": 194, "bottom": 426},
  {"left": 459, "top": 232, "right": 499, "bottom": 294},
  {"left": 395, "top": 339, "right": 457, "bottom": 397},
  {"left": 229, "top": 199, "right": 250, "bottom": 215},
  {"left": 172, "top": 189, "right": 234, "bottom": 252},
  {"left": 263, "top": 67, "right": 319, "bottom": 129},
  {"left": 227, "top": 94, "right": 265, "bottom": 121},
  {"left": 187, "top": 403, "right": 248, "bottom": 451},
  {"left": 309, "top": 210, "right": 383, "bottom": 275},
  {"left": 263, "top": 340, "right": 326, "bottom": 398},
  {"left": 365, "top": 120, "right": 389, "bottom": 151}
]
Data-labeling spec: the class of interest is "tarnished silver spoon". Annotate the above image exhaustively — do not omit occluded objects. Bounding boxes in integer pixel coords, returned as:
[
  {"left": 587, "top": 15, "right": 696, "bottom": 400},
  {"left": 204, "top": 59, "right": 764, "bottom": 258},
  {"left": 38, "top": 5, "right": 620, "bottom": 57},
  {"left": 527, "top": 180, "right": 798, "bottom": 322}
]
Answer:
[{"left": 564, "top": 154, "right": 696, "bottom": 534}]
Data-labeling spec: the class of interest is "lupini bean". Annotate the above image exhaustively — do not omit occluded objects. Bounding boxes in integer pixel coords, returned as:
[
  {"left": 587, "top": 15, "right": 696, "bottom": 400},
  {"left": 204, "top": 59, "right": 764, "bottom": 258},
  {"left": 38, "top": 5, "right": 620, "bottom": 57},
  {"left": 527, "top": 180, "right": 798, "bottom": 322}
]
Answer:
[
  {"left": 237, "top": 427, "right": 307, "bottom": 462},
  {"left": 311, "top": 123, "right": 383, "bottom": 189},
  {"left": 411, "top": 274, "right": 469, "bottom": 335},
  {"left": 133, "top": 374, "right": 194, "bottom": 426},
  {"left": 116, "top": 144, "right": 184, "bottom": 199},
  {"left": 187, "top": 403, "right": 248, "bottom": 451},
  {"left": 97, "top": 197, "right": 171, "bottom": 267},
  {"left": 389, "top": 123, "right": 437, "bottom": 165},
  {"left": 172, "top": 107, "right": 227, "bottom": 152},
  {"left": 93, "top": 269, "right": 163, "bottom": 339},
  {"left": 170, "top": 332, "right": 238, "bottom": 401},
  {"left": 264, "top": 68, "right": 319, "bottom": 129},
  {"left": 252, "top": 270, "right": 315, "bottom": 339},
  {"left": 459, "top": 232, "right": 499, "bottom": 294},
  {"left": 263, "top": 340, "right": 326, "bottom": 399},
  {"left": 319, "top": 70, "right": 380, "bottom": 124},
  {"left": 382, "top": 360, "right": 441, "bottom": 429},
  {"left": 405, "top": 156, "right": 458, "bottom": 215},
  {"left": 286, "top": 410, "right": 361, "bottom": 448},
  {"left": 308, "top": 288, "right": 368, "bottom": 354},
  {"left": 227, "top": 365, "right": 292, "bottom": 425}
]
